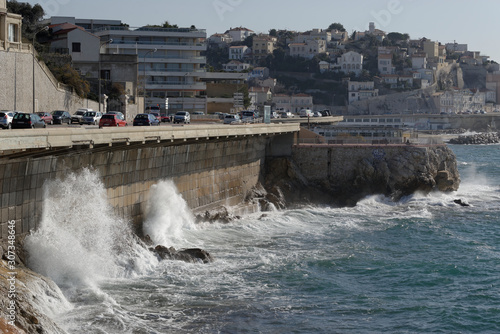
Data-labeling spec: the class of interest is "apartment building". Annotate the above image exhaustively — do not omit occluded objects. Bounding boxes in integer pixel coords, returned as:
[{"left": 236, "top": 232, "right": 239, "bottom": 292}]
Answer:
[
  {"left": 252, "top": 34, "right": 277, "bottom": 64},
  {"left": 95, "top": 25, "right": 207, "bottom": 114},
  {"left": 289, "top": 39, "right": 326, "bottom": 59},
  {"left": 229, "top": 45, "right": 250, "bottom": 60},
  {"left": 226, "top": 27, "right": 254, "bottom": 42}
]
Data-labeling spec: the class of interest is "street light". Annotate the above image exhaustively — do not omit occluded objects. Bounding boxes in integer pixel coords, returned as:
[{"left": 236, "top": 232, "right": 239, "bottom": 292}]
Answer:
[
  {"left": 32, "top": 26, "right": 48, "bottom": 114},
  {"left": 98, "top": 39, "right": 113, "bottom": 112},
  {"left": 143, "top": 48, "right": 157, "bottom": 112}
]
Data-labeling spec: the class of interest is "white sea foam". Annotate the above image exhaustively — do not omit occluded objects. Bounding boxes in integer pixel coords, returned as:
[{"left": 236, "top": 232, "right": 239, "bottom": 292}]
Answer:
[
  {"left": 142, "top": 180, "right": 197, "bottom": 248},
  {"left": 24, "top": 169, "right": 158, "bottom": 291}
]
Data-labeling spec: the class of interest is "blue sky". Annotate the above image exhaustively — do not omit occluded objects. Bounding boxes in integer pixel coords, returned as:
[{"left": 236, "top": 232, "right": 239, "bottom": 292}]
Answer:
[{"left": 24, "top": 0, "right": 500, "bottom": 62}]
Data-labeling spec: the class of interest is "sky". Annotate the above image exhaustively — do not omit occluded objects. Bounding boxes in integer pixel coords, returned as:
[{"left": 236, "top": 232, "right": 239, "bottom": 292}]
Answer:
[{"left": 22, "top": 0, "right": 500, "bottom": 62}]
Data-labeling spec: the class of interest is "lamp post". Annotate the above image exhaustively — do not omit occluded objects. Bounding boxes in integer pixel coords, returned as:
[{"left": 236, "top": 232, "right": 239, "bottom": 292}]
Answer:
[
  {"left": 98, "top": 39, "right": 113, "bottom": 112},
  {"left": 32, "top": 26, "right": 48, "bottom": 114},
  {"left": 143, "top": 48, "right": 157, "bottom": 112}
]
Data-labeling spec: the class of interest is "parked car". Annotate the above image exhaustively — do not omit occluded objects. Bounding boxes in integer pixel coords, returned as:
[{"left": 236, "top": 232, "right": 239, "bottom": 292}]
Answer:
[
  {"left": 133, "top": 113, "right": 160, "bottom": 126},
  {"left": 81, "top": 111, "right": 103, "bottom": 125},
  {"left": 320, "top": 110, "right": 331, "bottom": 117},
  {"left": 313, "top": 111, "right": 323, "bottom": 117},
  {"left": 173, "top": 111, "right": 191, "bottom": 124},
  {"left": 0, "top": 111, "right": 15, "bottom": 129},
  {"left": 160, "top": 114, "right": 171, "bottom": 122},
  {"left": 223, "top": 114, "right": 241, "bottom": 124},
  {"left": 149, "top": 112, "right": 161, "bottom": 121},
  {"left": 241, "top": 110, "right": 258, "bottom": 122},
  {"left": 12, "top": 113, "right": 46, "bottom": 129},
  {"left": 99, "top": 112, "right": 127, "bottom": 128},
  {"left": 299, "top": 109, "right": 314, "bottom": 118},
  {"left": 52, "top": 110, "right": 71, "bottom": 124},
  {"left": 279, "top": 111, "right": 294, "bottom": 118},
  {"left": 71, "top": 108, "right": 93, "bottom": 124},
  {"left": 38, "top": 112, "right": 54, "bottom": 125}
]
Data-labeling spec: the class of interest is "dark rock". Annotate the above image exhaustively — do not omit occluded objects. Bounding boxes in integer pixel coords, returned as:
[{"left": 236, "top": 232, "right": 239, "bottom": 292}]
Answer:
[
  {"left": 152, "top": 245, "right": 214, "bottom": 264},
  {"left": 454, "top": 199, "right": 470, "bottom": 207},
  {"left": 449, "top": 132, "right": 500, "bottom": 145}
]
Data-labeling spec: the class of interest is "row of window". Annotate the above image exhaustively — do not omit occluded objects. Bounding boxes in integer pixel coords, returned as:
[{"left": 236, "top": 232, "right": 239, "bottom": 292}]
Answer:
[{"left": 344, "top": 118, "right": 402, "bottom": 123}]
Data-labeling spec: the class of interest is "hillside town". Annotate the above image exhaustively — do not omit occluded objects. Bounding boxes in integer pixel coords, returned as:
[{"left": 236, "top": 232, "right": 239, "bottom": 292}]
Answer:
[{"left": 2, "top": 1, "right": 500, "bottom": 128}]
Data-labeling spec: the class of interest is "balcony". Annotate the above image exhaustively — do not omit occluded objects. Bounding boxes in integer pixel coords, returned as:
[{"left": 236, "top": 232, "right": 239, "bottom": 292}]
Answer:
[{"left": 145, "top": 81, "right": 207, "bottom": 91}]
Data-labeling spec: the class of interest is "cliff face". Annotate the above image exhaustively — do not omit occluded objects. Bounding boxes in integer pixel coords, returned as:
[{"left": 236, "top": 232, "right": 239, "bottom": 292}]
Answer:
[{"left": 264, "top": 145, "right": 460, "bottom": 207}]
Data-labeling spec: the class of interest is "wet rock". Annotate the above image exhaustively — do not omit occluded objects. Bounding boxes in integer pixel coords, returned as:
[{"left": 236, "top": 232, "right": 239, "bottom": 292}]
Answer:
[
  {"left": 152, "top": 245, "right": 214, "bottom": 264},
  {"left": 454, "top": 199, "right": 470, "bottom": 207},
  {"left": 449, "top": 132, "right": 500, "bottom": 145}
]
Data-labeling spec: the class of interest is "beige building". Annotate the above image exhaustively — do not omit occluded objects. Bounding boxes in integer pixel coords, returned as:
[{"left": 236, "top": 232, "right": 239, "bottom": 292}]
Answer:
[
  {"left": 252, "top": 34, "right": 277, "bottom": 63},
  {"left": 0, "top": 0, "right": 22, "bottom": 51},
  {"left": 423, "top": 40, "right": 439, "bottom": 58}
]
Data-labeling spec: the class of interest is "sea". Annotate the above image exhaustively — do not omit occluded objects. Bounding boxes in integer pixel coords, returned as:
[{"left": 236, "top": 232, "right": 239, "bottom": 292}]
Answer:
[{"left": 23, "top": 143, "right": 500, "bottom": 334}]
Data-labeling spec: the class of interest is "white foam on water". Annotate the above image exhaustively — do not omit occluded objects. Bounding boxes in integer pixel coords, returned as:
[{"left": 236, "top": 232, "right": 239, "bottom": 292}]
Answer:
[
  {"left": 142, "top": 180, "right": 197, "bottom": 248},
  {"left": 24, "top": 168, "right": 158, "bottom": 291}
]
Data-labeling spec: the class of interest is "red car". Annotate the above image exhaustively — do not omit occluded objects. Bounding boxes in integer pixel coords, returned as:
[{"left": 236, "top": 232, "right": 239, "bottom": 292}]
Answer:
[
  {"left": 160, "top": 114, "right": 171, "bottom": 122},
  {"left": 38, "top": 112, "right": 54, "bottom": 125},
  {"left": 99, "top": 112, "right": 127, "bottom": 128}
]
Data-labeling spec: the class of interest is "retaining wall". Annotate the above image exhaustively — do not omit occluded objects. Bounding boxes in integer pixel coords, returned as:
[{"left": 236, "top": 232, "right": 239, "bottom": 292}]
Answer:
[{"left": 0, "top": 136, "right": 272, "bottom": 240}]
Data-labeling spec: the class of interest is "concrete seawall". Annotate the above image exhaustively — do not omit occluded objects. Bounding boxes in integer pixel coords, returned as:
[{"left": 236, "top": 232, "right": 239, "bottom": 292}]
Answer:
[{"left": 0, "top": 132, "right": 295, "bottom": 240}]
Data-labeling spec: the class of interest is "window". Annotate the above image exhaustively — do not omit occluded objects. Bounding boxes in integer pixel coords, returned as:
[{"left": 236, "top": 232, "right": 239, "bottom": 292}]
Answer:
[
  {"left": 72, "top": 42, "right": 81, "bottom": 52},
  {"left": 8, "top": 24, "right": 19, "bottom": 42}
]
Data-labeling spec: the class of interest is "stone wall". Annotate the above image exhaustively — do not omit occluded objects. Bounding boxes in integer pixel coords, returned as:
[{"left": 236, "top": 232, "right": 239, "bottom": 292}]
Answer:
[
  {"left": 0, "top": 136, "right": 269, "bottom": 241},
  {"left": 0, "top": 49, "right": 98, "bottom": 113}
]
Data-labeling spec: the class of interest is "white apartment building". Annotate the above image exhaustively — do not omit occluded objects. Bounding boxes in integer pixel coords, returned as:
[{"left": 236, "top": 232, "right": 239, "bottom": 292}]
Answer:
[
  {"left": 222, "top": 60, "right": 250, "bottom": 72},
  {"left": 337, "top": 51, "right": 363, "bottom": 75},
  {"left": 229, "top": 45, "right": 250, "bottom": 60},
  {"left": 226, "top": 27, "right": 254, "bottom": 42},
  {"left": 95, "top": 25, "right": 207, "bottom": 114}
]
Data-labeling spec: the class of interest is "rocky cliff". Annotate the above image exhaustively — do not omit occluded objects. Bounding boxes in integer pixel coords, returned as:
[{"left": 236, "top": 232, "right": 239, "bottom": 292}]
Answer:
[{"left": 263, "top": 144, "right": 460, "bottom": 207}]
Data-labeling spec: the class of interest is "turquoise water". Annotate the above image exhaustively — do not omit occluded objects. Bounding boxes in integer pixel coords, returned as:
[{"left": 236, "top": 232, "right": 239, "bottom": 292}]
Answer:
[{"left": 26, "top": 144, "right": 500, "bottom": 333}]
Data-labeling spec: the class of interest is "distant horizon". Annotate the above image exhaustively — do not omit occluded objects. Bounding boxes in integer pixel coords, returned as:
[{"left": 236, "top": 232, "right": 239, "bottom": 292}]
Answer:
[{"left": 19, "top": 0, "right": 500, "bottom": 63}]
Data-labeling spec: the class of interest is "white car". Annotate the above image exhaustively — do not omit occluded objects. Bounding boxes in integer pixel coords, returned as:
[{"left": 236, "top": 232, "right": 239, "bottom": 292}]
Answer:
[
  {"left": 299, "top": 109, "right": 314, "bottom": 118},
  {"left": 0, "top": 111, "right": 15, "bottom": 129}
]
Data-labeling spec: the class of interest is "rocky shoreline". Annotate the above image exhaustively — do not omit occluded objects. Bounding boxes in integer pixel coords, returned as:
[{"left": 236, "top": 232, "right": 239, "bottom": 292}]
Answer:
[{"left": 448, "top": 131, "right": 500, "bottom": 145}]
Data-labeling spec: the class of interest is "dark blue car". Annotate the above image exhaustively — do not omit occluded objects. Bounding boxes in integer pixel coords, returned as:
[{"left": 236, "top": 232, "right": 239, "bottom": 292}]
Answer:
[{"left": 133, "top": 113, "right": 160, "bottom": 126}]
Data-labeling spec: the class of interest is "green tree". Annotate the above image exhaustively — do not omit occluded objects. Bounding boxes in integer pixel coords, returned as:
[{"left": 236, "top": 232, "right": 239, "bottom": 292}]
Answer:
[
  {"left": 162, "top": 21, "right": 179, "bottom": 28},
  {"left": 328, "top": 23, "right": 346, "bottom": 31}
]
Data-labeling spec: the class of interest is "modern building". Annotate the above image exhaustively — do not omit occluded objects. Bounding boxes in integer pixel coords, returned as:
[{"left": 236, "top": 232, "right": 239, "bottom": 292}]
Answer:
[
  {"left": 95, "top": 25, "right": 207, "bottom": 114},
  {"left": 0, "top": 0, "right": 22, "bottom": 51}
]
